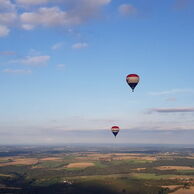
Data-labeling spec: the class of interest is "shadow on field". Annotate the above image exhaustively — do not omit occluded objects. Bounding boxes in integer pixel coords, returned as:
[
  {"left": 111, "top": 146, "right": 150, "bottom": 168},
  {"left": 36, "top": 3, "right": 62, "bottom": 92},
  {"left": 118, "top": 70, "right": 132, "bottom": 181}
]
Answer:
[{"left": 0, "top": 183, "right": 126, "bottom": 194}]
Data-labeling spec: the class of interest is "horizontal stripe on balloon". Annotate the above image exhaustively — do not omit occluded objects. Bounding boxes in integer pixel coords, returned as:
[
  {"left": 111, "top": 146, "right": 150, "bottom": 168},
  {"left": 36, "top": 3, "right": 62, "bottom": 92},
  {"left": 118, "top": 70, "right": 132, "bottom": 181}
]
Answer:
[
  {"left": 126, "top": 77, "right": 139, "bottom": 83},
  {"left": 127, "top": 74, "right": 139, "bottom": 78},
  {"left": 111, "top": 128, "right": 119, "bottom": 131}
]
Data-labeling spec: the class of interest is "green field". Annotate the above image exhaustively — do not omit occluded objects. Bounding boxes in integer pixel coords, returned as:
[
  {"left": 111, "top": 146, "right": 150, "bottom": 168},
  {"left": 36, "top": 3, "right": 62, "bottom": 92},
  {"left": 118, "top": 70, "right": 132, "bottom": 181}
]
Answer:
[{"left": 131, "top": 173, "right": 173, "bottom": 180}]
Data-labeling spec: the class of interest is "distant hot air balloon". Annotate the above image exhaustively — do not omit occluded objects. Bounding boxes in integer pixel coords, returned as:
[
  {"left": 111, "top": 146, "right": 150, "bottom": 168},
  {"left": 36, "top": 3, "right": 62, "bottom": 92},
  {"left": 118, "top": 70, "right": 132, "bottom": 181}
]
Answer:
[
  {"left": 126, "top": 74, "right": 140, "bottom": 92},
  {"left": 111, "top": 126, "right": 120, "bottom": 138}
]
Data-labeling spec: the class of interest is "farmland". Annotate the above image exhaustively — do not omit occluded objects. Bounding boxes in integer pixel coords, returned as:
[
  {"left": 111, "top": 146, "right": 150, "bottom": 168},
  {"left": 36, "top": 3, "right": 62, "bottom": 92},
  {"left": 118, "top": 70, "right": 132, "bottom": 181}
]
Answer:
[{"left": 0, "top": 144, "right": 194, "bottom": 193}]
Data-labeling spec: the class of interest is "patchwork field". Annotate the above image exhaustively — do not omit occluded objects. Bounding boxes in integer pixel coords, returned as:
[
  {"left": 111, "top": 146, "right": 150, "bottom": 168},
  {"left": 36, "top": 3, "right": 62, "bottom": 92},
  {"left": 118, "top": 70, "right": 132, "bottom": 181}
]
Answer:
[
  {"left": 1, "top": 146, "right": 194, "bottom": 193},
  {"left": 155, "top": 166, "right": 194, "bottom": 170},
  {"left": 0, "top": 158, "right": 38, "bottom": 166},
  {"left": 66, "top": 162, "right": 95, "bottom": 169}
]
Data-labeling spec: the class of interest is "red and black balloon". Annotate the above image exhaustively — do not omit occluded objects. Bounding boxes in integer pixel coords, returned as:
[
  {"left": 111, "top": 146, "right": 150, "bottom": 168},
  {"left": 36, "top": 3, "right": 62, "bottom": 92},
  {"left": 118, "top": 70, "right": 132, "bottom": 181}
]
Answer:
[
  {"left": 111, "top": 126, "right": 120, "bottom": 138},
  {"left": 126, "top": 74, "right": 140, "bottom": 92}
]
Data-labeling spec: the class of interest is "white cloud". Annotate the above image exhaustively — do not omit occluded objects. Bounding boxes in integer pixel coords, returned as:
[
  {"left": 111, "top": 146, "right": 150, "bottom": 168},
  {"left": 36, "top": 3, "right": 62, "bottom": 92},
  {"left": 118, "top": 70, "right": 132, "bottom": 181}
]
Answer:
[
  {"left": 118, "top": 4, "right": 137, "bottom": 16},
  {"left": 0, "top": 1, "right": 17, "bottom": 38},
  {"left": 148, "top": 107, "right": 194, "bottom": 113},
  {"left": 149, "top": 89, "right": 194, "bottom": 96},
  {"left": 0, "top": 25, "right": 10, "bottom": 37},
  {"left": 0, "top": 0, "right": 111, "bottom": 36},
  {"left": 20, "top": 7, "right": 81, "bottom": 30},
  {"left": 16, "top": 0, "right": 51, "bottom": 6},
  {"left": 20, "top": 55, "right": 50, "bottom": 66},
  {"left": 28, "top": 49, "right": 42, "bottom": 56},
  {"left": 72, "top": 42, "right": 88, "bottom": 49},
  {"left": 21, "top": 24, "right": 34, "bottom": 30},
  {"left": 51, "top": 42, "right": 64, "bottom": 50},
  {"left": 19, "top": 0, "right": 111, "bottom": 30},
  {"left": 56, "top": 64, "right": 65, "bottom": 68},
  {"left": 2, "top": 68, "right": 32, "bottom": 74},
  {"left": 0, "top": 12, "right": 17, "bottom": 25},
  {"left": 0, "top": 0, "right": 15, "bottom": 11}
]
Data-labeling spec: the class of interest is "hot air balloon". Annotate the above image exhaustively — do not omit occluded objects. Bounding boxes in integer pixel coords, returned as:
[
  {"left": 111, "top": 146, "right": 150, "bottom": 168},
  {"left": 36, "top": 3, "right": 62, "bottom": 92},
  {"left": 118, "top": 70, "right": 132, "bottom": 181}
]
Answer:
[
  {"left": 126, "top": 74, "right": 140, "bottom": 92},
  {"left": 111, "top": 126, "right": 120, "bottom": 138}
]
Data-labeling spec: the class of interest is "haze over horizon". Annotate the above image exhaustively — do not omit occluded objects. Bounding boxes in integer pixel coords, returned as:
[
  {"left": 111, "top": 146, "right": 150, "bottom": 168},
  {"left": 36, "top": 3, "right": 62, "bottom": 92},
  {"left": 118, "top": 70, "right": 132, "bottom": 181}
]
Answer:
[{"left": 0, "top": 0, "right": 194, "bottom": 145}]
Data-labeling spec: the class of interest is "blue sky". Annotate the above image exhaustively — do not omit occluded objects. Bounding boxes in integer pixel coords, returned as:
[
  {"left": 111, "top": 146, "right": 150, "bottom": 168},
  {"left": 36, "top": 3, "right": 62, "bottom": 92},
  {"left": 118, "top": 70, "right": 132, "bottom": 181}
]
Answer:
[{"left": 0, "top": 0, "right": 194, "bottom": 144}]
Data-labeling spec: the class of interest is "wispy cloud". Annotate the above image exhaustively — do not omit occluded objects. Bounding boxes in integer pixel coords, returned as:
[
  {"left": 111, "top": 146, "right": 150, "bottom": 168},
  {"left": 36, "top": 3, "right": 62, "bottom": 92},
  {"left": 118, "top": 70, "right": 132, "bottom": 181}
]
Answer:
[
  {"left": 51, "top": 42, "right": 64, "bottom": 50},
  {"left": 20, "top": 7, "right": 73, "bottom": 30},
  {"left": 72, "top": 42, "right": 88, "bottom": 49},
  {"left": 118, "top": 4, "right": 137, "bottom": 16},
  {"left": 14, "top": 55, "right": 50, "bottom": 66},
  {"left": 0, "top": 51, "right": 16, "bottom": 56},
  {"left": 0, "top": 25, "right": 10, "bottom": 37},
  {"left": 0, "top": 0, "right": 17, "bottom": 37},
  {"left": 16, "top": 0, "right": 52, "bottom": 6},
  {"left": 2, "top": 68, "right": 32, "bottom": 74},
  {"left": 149, "top": 89, "right": 194, "bottom": 96},
  {"left": 0, "top": 12, "right": 17, "bottom": 27},
  {"left": 148, "top": 107, "right": 194, "bottom": 113},
  {"left": 56, "top": 64, "right": 65, "bottom": 69},
  {"left": 0, "top": 0, "right": 15, "bottom": 11}
]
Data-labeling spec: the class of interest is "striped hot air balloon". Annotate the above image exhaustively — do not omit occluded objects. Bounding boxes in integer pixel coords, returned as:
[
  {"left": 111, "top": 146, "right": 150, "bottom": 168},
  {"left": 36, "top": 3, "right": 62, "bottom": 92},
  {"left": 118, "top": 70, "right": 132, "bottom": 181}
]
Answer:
[
  {"left": 111, "top": 126, "right": 120, "bottom": 138},
  {"left": 126, "top": 74, "right": 140, "bottom": 92}
]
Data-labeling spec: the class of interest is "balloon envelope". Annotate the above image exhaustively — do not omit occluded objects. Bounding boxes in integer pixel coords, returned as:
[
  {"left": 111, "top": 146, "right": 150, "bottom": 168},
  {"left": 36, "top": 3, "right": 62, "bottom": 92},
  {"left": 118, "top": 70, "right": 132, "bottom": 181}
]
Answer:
[
  {"left": 111, "top": 126, "right": 120, "bottom": 137},
  {"left": 126, "top": 74, "right": 140, "bottom": 92}
]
